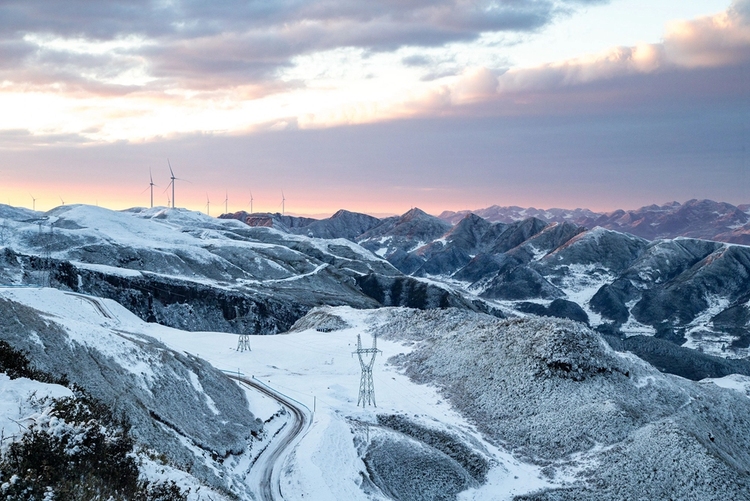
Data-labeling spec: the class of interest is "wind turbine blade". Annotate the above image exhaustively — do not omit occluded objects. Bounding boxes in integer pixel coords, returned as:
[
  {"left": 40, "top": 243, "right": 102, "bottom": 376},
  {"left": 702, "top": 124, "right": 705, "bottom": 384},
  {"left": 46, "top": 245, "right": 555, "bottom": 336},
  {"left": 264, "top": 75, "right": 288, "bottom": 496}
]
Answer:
[
  {"left": 168, "top": 159, "right": 174, "bottom": 178},
  {"left": 162, "top": 181, "right": 173, "bottom": 194}
]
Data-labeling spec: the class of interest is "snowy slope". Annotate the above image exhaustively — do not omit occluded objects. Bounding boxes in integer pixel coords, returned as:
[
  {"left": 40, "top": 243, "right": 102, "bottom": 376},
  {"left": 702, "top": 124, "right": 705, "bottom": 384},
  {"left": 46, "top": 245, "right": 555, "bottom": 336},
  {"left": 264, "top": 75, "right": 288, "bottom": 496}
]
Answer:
[
  {"left": 0, "top": 287, "right": 268, "bottom": 498},
  {"left": 3, "top": 285, "right": 750, "bottom": 500},
  {"left": 0, "top": 204, "right": 403, "bottom": 334}
]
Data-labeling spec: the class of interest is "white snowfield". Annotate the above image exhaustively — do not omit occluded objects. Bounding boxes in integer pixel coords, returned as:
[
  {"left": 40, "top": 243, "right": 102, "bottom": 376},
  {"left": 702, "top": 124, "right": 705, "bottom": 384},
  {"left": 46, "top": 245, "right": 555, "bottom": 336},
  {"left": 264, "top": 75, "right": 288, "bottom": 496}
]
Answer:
[
  {"left": 152, "top": 305, "right": 553, "bottom": 501},
  {"left": 0, "top": 288, "right": 551, "bottom": 500}
]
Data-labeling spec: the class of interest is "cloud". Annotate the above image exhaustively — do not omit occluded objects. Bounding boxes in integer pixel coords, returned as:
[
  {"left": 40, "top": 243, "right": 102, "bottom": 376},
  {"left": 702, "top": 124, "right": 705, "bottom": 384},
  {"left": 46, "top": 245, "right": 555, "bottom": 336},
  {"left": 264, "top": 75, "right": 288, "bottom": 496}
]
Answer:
[
  {"left": 497, "top": 1, "right": 750, "bottom": 91},
  {"left": 0, "top": 0, "right": 603, "bottom": 94},
  {"left": 397, "top": 0, "right": 750, "bottom": 118}
]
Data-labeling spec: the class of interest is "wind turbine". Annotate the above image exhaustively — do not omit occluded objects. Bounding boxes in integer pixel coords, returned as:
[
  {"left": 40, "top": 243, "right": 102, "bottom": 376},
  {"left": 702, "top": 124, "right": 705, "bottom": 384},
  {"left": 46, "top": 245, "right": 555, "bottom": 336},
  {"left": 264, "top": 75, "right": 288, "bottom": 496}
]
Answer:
[
  {"left": 163, "top": 159, "right": 189, "bottom": 209},
  {"left": 281, "top": 190, "right": 286, "bottom": 215},
  {"left": 140, "top": 168, "right": 157, "bottom": 208},
  {"left": 59, "top": 196, "right": 65, "bottom": 206},
  {"left": 249, "top": 191, "right": 254, "bottom": 213},
  {"left": 205, "top": 193, "right": 211, "bottom": 216},
  {"left": 29, "top": 193, "right": 36, "bottom": 211},
  {"left": 224, "top": 190, "right": 228, "bottom": 214}
]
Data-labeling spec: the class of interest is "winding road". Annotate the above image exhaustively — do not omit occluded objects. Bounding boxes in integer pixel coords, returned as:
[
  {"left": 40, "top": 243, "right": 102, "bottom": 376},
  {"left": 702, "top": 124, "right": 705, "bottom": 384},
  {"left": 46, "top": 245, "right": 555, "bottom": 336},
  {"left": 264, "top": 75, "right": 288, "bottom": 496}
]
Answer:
[{"left": 229, "top": 375, "right": 312, "bottom": 501}]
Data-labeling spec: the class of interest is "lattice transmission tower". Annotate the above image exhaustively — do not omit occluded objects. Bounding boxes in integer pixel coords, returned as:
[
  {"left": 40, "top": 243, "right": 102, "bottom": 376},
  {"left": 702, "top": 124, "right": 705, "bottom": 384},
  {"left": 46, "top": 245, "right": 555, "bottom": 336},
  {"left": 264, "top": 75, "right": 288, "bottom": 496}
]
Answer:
[
  {"left": 353, "top": 333, "right": 381, "bottom": 407},
  {"left": 236, "top": 333, "right": 251, "bottom": 352}
]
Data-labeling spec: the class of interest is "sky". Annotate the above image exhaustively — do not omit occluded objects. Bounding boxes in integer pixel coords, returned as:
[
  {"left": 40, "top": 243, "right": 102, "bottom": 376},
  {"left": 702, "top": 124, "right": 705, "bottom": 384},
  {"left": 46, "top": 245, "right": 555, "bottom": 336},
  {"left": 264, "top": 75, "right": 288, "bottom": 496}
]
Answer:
[{"left": 0, "top": 0, "right": 747, "bottom": 216}]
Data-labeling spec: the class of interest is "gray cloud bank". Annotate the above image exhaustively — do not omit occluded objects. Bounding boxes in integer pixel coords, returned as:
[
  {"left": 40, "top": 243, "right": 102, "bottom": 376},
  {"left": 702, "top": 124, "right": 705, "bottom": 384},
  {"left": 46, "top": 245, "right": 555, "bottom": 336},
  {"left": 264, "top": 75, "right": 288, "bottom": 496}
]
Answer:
[{"left": 0, "top": 0, "right": 606, "bottom": 93}]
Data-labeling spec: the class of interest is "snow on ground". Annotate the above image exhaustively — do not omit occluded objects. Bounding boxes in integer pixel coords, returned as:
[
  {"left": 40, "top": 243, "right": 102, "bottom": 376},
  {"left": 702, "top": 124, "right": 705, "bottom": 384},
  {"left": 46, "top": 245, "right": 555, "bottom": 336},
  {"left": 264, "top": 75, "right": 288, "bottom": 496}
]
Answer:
[
  {"left": 551, "top": 263, "right": 614, "bottom": 327},
  {"left": 701, "top": 374, "right": 750, "bottom": 398},
  {"left": 0, "top": 287, "right": 159, "bottom": 384},
  {"left": 0, "top": 287, "right": 550, "bottom": 499},
  {"left": 682, "top": 295, "right": 745, "bottom": 357},
  {"left": 0, "top": 374, "right": 72, "bottom": 451},
  {"left": 152, "top": 306, "right": 553, "bottom": 500},
  {"left": 620, "top": 299, "right": 658, "bottom": 337}
]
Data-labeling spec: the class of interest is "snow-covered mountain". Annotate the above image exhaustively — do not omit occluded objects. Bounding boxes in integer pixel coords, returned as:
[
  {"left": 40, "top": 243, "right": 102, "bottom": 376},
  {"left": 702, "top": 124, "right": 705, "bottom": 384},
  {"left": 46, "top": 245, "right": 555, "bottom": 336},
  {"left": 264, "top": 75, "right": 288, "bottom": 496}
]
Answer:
[
  {"left": 5, "top": 298, "right": 750, "bottom": 500},
  {"left": 2, "top": 201, "right": 750, "bottom": 499},
  {"left": 0, "top": 204, "right": 480, "bottom": 335},
  {"left": 289, "top": 208, "right": 750, "bottom": 361},
  {"left": 4, "top": 203, "right": 744, "bottom": 361},
  {"left": 440, "top": 199, "right": 750, "bottom": 244}
]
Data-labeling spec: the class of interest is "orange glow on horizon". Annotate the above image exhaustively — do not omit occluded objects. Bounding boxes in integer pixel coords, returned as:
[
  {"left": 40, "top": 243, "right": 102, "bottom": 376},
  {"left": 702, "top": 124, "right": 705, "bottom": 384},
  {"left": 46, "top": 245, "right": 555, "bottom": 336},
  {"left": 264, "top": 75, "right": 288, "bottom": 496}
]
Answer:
[{"left": 0, "top": 178, "right": 682, "bottom": 218}]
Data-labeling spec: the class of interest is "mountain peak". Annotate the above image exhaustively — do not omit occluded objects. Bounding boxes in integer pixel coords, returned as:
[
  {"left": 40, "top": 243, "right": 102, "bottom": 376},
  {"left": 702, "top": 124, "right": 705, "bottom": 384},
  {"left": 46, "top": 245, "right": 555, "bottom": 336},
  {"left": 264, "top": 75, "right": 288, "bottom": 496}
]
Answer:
[{"left": 400, "top": 207, "right": 429, "bottom": 221}]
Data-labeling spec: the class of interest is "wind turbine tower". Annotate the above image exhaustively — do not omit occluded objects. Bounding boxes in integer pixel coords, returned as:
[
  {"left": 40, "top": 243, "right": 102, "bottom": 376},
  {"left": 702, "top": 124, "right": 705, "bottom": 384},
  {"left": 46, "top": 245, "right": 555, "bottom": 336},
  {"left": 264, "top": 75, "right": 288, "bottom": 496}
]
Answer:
[
  {"left": 149, "top": 168, "right": 156, "bottom": 208},
  {"left": 281, "top": 190, "right": 286, "bottom": 215},
  {"left": 353, "top": 333, "right": 382, "bottom": 407},
  {"left": 168, "top": 160, "right": 176, "bottom": 208},
  {"left": 164, "top": 159, "right": 189, "bottom": 209},
  {"left": 249, "top": 191, "right": 254, "bottom": 213}
]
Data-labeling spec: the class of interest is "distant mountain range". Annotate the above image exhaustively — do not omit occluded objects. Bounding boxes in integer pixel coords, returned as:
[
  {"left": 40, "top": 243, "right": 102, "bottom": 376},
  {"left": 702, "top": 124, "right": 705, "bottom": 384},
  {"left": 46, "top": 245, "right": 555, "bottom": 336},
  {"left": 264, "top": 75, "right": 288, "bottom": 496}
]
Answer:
[
  {"left": 440, "top": 199, "right": 750, "bottom": 244},
  {"left": 222, "top": 200, "right": 750, "bottom": 364},
  {"left": 2, "top": 200, "right": 749, "bottom": 500},
  {"left": 1, "top": 199, "right": 748, "bottom": 376}
]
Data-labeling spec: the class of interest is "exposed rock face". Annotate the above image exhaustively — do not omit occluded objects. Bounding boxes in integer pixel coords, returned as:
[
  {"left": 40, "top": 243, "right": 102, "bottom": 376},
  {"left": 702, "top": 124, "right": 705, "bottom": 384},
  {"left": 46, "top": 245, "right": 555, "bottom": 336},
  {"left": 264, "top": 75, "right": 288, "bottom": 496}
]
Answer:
[{"left": 355, "top": 273, "right": 481, "bottom": 311}]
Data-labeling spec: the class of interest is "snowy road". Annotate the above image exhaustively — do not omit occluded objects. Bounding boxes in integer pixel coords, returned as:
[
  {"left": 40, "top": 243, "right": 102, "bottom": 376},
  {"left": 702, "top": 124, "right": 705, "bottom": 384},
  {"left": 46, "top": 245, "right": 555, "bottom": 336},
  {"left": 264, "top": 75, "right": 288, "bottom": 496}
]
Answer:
[{"left": 230, "top": 375, "right": 312, "bottom": 501}]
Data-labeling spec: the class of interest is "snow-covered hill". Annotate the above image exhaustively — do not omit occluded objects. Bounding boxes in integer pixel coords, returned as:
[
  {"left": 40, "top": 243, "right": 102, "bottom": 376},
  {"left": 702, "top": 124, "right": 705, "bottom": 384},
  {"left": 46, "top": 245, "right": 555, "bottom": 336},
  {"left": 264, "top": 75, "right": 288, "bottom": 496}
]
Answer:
[
  {"left": 0, "top": 205, "right": 482, "bottom": 334},
  {"left": 0, "top": 287, "right": 266, "bottom": 498},
  {"left": 373, "top": 308, "right": 750, "bottom": 500},
  {"left": 3, "top": 202, "right": 749, "bottom": 369},
  {"left": 3, "top": 286, "right": 750, "bottom": 499}
]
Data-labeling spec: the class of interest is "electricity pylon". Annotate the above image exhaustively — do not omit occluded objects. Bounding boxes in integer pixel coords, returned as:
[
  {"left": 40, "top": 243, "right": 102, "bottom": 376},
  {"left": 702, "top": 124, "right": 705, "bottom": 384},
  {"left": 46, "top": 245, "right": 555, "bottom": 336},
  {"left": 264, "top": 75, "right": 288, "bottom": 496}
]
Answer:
[
  {"left": 353, "top": 333, "right": 381, "bottom": 407},
  {"left": 237, "top": 333, "right": 251, "bottom": 352}
]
